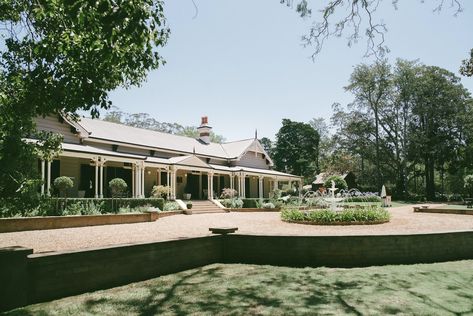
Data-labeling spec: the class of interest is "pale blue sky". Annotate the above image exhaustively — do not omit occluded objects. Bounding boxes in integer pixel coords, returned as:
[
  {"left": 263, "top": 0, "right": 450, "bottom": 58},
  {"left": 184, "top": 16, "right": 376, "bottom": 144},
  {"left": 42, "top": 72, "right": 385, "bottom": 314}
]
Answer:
[{"left": 106, "top": 1, "right": 471, "bottom": 141}]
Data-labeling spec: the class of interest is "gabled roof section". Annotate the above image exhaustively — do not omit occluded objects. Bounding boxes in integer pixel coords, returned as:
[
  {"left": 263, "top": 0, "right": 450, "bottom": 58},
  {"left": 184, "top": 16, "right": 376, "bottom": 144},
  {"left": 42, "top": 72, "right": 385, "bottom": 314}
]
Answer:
[
  {"left": 70, "top": 117, "right": 274, "bottom": 164},
  {"left": 220, "top": 139, "right": 255, "bottom": 158},
  {"left": 168, "top": 155, "right": 211, "bottom": 168},
  {"left": 225, "top": 139, "right": 274, "bottom": 166}
]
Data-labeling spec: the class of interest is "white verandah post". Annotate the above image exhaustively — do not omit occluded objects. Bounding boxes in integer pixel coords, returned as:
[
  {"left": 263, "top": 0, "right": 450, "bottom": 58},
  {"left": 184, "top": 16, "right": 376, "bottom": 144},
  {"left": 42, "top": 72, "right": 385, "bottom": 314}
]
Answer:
[
  {"left": 141, "top": 164, "right": 145, "bottom": 198},
  {"left": 40, "top": 160, "right": 45, "bottom": 196},
  {"left": 258, "top": 176, "right": 264, "bottom": 200},
  {"left": 46, "top": 160, "right": 52, "bottom": 196}
]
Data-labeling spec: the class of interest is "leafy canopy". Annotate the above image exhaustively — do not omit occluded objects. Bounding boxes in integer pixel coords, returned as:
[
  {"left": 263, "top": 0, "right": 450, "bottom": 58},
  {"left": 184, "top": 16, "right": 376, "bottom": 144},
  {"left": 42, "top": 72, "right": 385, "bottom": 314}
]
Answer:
[
  {"left": 273, "top": 119, "right": 320, "bottom": 181},
  {"left": 0, "top": 0, "right": 169, "bottom": 199}
]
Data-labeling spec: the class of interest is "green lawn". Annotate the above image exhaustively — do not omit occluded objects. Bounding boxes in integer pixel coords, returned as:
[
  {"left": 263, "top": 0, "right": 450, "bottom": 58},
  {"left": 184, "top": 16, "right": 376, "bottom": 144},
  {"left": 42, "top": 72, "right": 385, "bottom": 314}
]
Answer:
[
  {"left": 6, "top": 261, "right": 473, "bottom": 315},
  {"left": 437, "top": 204, "right": 472, "bottom": 210}
]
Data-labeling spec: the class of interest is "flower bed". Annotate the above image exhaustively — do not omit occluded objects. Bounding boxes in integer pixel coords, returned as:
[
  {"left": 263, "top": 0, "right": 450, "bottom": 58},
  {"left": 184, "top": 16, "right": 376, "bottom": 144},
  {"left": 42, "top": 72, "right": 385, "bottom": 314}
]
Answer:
[{"left": 281, "top": 207, "right": 390, "bottom": 225}]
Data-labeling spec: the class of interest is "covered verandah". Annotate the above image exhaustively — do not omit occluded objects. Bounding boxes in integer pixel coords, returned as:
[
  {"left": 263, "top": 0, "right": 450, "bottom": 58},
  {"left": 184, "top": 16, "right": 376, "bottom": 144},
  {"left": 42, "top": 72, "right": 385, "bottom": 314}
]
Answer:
[{"left": 39, "top": 143, "right": 302, "bottom": 200}]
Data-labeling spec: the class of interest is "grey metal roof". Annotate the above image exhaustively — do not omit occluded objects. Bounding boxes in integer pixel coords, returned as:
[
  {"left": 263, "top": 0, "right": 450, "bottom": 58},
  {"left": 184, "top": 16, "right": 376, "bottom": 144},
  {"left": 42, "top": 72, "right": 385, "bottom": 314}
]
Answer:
[
  {"left": 209, "top": 164, "right": 300, "bottom": 179},
  {"left": 76, "top": 117, "right": 254, "bottom": 159}
]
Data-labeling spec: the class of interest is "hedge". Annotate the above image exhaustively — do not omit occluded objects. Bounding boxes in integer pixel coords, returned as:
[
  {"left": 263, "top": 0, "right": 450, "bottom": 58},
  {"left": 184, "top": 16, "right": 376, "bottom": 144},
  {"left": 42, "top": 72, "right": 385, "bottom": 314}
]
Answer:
[
  {"left": 343, "top": 196, "right": 382, "bottom": 203},
  {"left": 281, "top": 207, "right": 390, "bottom": 225}
]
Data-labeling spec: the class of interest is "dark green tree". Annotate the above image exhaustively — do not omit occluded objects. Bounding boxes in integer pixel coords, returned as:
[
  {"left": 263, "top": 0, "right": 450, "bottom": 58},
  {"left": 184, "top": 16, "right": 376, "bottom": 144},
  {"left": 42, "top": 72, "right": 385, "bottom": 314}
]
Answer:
[
  {"left": 259, "top": 137, "right": 273, "bottom": 157},
  {"left": 273, "top": 119, "right": 320, "bottom": 181},
  {"left": 0, "top": 0, "right": 170, "bottom": 199},
  {"left": 345, "top": 60, "right": 392, "bottom": 190},
  {"left": 407, "top": 66, "right": 471, "bottom": 200}
]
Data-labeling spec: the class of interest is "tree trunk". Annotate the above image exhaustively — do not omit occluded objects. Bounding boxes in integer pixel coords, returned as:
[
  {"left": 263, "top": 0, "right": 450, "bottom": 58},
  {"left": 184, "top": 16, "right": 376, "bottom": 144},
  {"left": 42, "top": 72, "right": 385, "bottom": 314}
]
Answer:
[
  {"left": 374, "top": 109, "right": 382, "bottom": 190},
  {"left": 425, "top": 156, "right": 435, "bottom": 200}
]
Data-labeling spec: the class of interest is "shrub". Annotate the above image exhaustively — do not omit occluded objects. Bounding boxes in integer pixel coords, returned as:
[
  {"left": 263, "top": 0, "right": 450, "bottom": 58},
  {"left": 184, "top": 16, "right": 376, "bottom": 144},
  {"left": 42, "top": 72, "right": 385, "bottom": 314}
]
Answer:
[
  {"left": 39, "top": 198, "right": 163, "bottom": 215},
  {"left": 262, "top": 202, "right": 276, "bottom": 209},
  {"left": 163, "top": 201, "right": 181, "bottom": 212},
  {"left": 448, "top": 194, "right": 464, "bottom": 202},
  {"left": 109, "top": 178, "right": 127, "bottom": 197},
  {"left": 323, "top": 175, "right": 348, "bottom": 191},
  {"left": 220, "top": 188, "right": 237, "bottom": 199},
  {"left": 151, "top": 185, "right": 170, "bottom": 199},
  {"left": 464, "top": 175, "right": 473, "bottom": 197},
  {"left": 269, "top": 189, "right": 282, "bottom": 199},
  {"left": 281, "top": 207, "right": 390, "bottom": 225},
  {"left": 343, "top": 196, "right": 382, "bottom": 203},
  {"left": 53, "top": 176, "right": 74, "bottom": 197},
  {"left": 221, "top": 198, "right": 243, "bottom": 209},
  {"left": 242, "top": 199, "right": 259, "bottom": 208},
  {"left": 63, "top": 202, "right": 83, "bottom": 216}
]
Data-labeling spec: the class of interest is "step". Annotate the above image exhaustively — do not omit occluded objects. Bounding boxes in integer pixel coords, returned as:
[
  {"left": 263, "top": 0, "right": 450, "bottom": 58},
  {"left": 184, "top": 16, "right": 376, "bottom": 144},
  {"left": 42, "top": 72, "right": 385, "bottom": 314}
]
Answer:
[{"left": 191, "top": 210, "right": 227, "bottom": 214}]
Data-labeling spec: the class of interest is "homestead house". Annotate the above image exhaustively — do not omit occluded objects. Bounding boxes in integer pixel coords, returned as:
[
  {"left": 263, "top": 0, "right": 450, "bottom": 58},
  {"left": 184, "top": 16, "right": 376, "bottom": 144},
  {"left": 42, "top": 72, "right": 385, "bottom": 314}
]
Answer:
[{"left": 33, "top": 114, "right": 301, "bottom": 200}]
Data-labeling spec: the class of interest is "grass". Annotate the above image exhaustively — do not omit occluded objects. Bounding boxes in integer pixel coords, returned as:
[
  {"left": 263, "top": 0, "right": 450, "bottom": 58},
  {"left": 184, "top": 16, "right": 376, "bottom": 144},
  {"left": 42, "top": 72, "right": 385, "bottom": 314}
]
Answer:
[
  {"left": 6, "top": 260, "right": 473, "bottom": 315},
  {"left": 438, "top": 204, "right": 473, "bottom": 210}
]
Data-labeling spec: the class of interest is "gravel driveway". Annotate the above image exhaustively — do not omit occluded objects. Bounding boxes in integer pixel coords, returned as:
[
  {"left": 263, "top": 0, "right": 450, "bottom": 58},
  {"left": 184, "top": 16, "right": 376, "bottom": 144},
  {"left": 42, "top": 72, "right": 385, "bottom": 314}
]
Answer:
[{"left": 1, "top": 204, "right": 473, "bottom": 253}]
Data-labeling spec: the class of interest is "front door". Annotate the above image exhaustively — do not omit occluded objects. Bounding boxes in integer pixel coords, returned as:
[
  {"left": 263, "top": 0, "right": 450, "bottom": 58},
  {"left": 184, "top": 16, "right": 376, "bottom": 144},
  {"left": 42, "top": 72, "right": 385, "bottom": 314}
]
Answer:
[{"left": 186, "top": 174, "right": 200, "bottom": 200}]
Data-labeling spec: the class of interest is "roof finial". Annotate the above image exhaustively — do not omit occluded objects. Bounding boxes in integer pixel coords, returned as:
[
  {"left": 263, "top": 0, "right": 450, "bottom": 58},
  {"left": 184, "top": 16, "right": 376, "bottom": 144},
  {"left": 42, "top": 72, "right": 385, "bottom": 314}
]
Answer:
[{"left": 255, "top": 129, "right": 258, "bottom": 140}]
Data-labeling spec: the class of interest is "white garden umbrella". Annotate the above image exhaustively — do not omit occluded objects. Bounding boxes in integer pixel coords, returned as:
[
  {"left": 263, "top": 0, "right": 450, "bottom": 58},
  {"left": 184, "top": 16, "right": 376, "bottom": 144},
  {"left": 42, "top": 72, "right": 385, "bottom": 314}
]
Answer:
[{"left": 381, "top": 185, "right": 387, "bottom": 198}]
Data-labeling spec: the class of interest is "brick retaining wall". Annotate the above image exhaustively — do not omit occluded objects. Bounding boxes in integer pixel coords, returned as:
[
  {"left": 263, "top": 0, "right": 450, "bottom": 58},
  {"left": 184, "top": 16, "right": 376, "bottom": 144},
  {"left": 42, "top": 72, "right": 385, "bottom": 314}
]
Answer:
[
  {"left": 0, "top": 211, "right": 182, "bottom": 233},
  {"left": 1, "top": 230, "right": 473, "bottom": 312}
]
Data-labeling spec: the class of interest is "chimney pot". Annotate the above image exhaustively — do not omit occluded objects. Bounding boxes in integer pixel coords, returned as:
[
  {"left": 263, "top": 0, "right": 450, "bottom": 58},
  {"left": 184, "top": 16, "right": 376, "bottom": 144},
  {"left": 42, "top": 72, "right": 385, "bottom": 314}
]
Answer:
[{"left": 197, "top": 116, "right": 212, "bottom": 144}]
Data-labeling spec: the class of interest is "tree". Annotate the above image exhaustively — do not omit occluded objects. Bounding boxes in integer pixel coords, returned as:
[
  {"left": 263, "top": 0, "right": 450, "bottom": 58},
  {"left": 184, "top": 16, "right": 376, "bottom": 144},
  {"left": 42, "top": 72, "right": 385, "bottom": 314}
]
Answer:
[
  {"left": 333, "top": 60, "right": 472, "bottom": 198},
  {"left": 259, "top": 137, "right": 274, "bottom": 157},
  {"left": 324, "top": 175, "right": 348, "bottom": 191},
  {"left": 464, "top": 175, "right": 473, "bottom": 197},
  {"left": 0, "top": 0, "right": 169, "bottom": 199},
  {"left": 345, "top": 60, "right": 392, "bottom": 189},
  {"left": 460, "top": 49, "right": 473, "bottom": 77},
  {"left": 281, "top": 0, "right": 464, "bottom": 60},
  {"left": 54, "top": 176, "right": 73, "bottom": 198},
  {"left": 273, "top": 119, "right": 320, "bottom": 181},
  {"left": 407, "top": 65, "right": 471, "bottom": 200},
  {"left": 109, "top": 178, "right": 128, "bottom": 198}
]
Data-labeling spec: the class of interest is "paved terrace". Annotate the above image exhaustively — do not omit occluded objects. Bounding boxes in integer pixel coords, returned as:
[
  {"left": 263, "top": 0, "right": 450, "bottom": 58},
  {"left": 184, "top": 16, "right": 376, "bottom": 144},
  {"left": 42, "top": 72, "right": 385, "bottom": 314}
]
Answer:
[{"left": 1, "top": 204, "right": 473, "bottom": 253}]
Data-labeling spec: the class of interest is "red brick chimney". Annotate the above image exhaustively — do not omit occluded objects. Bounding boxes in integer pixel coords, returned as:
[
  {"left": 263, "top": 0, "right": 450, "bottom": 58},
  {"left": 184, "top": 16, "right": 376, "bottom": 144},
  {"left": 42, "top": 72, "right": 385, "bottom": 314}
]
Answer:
[{"left": 197, "top": 116, "right": 212, "bottom": 144}]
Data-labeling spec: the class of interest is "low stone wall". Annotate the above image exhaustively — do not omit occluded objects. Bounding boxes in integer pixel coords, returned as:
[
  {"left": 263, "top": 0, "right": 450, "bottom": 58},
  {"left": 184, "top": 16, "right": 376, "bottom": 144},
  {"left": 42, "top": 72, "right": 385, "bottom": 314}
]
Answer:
[
  {"left": 0, "top": 211, "right": 160, "bottom": 233},
  {"left": 413, "top": 206, "right": 473, "bottom": 215},
  {"left": 1, "top": 230, "right": 473, "bottom": 312}
]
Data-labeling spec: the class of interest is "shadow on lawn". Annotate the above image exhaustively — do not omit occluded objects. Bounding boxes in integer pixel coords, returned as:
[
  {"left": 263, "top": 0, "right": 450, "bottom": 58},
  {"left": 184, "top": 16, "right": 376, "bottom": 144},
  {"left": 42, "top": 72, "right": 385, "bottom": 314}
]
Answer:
[{"left": 5, "top": 264, "right": 473, "bottom": 315}]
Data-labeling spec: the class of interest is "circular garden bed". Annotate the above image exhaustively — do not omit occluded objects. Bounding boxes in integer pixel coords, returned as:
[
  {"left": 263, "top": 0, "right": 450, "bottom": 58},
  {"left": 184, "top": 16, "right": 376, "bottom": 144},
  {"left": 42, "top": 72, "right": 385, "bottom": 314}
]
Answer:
[{"left": 281, "top": 207, "right": 390, "bottom": 225}]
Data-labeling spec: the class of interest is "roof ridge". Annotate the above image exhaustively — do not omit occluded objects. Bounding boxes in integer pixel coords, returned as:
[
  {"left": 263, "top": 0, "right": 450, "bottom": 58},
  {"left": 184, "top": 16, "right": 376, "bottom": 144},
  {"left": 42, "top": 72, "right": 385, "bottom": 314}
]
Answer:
[
  {"left": 80, "top": 117, "right": 227, "bottom": 144},
  {"left": 222, "top": 138, "right": 254, "bottom": 144}
]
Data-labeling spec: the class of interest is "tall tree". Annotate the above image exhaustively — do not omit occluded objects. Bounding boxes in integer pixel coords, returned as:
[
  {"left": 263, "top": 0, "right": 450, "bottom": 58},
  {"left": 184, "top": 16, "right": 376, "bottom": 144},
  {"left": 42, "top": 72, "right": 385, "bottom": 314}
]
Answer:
[
  {"left": 273, "top": 119, "right": 320, "bottom": 181},
  {"left": 345, "top": 60, "right": 392, "bottom": 189},
  {"left": 0, "top": 0, "right": 170, "bottom": 198},
  {"left": 407, "top": 66, "right": 471, "bottom": 199}
]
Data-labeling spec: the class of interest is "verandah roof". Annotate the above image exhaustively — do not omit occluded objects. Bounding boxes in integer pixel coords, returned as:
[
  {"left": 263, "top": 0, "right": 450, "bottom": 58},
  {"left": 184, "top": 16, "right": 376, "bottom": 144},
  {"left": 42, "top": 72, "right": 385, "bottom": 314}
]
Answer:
[{"left": 28, "top": 139, "right": 298, "bottom": 179}]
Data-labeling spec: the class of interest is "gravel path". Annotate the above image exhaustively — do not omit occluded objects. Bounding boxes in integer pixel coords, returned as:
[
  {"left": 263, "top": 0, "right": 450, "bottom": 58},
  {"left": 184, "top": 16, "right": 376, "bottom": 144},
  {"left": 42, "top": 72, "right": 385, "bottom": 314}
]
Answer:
[{"left": 1, "top": 204, "right": 473, "bottom": 253}]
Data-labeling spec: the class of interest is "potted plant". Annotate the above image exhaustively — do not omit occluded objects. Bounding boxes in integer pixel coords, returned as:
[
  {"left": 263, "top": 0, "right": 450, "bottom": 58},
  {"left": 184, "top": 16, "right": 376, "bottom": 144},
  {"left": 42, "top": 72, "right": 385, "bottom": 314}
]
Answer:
[
  {"left": 183, "top": 193, "right": 191, "bottom": 200},
  {"left": 53, "top": 176, "right": 74, "bottom": 212},
  {"left": 184, "top": 201, "right": 193, "bottom": 215}
]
